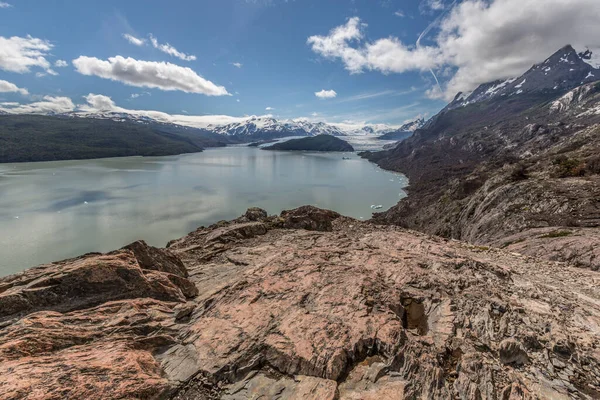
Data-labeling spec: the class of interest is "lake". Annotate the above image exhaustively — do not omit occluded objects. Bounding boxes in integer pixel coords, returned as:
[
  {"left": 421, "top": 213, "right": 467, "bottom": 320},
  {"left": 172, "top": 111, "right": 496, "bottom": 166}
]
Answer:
[{"left": 0, "top": 141, "right": 407, "bottom": 275}]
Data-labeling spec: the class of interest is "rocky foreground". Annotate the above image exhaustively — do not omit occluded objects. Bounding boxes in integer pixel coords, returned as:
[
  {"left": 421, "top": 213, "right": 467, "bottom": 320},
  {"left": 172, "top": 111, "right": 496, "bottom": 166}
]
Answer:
[{"left": 1, "top": 206, "right": 599, "bottom": 399}]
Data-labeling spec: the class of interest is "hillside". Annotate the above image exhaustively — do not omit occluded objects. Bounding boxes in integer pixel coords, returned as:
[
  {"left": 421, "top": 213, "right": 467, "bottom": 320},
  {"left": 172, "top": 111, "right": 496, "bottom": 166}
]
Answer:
[
  {"left": 362, "top": 45, "right": 600, "bottom": 270},
  {"left": 376, "top": 130, "right": 413, "bottom": 141},
  {"left": 263, "top": 134, "right": 354, "bottom": 152},
  {"left": 0, "top": 115, "right": 231, "bottom": 163},
  {"left": 1, "top": 206, "right": 598, "bottom": 399}
]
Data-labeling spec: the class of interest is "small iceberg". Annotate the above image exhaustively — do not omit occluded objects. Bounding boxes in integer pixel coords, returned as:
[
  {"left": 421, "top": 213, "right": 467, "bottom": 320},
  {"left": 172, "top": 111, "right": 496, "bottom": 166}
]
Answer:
[{"left": 370, "top": 205, "right": 383, "bottom": 210}]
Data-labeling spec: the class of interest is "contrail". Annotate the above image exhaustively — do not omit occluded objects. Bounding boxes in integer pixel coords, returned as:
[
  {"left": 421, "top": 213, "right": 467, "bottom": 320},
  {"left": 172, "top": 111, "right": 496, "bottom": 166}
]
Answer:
[{"left": 416, "top": 0, "right": 457, "bottom": 95}]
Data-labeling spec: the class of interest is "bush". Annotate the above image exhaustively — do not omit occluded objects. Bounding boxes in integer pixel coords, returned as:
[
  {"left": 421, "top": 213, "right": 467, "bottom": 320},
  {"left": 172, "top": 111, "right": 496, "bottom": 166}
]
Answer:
[
  {"left": 509, "top": 163, "right": 529, "bottom": 181},
  {"left": 552, "top": 156, "right": 585, "bottom": 178}
]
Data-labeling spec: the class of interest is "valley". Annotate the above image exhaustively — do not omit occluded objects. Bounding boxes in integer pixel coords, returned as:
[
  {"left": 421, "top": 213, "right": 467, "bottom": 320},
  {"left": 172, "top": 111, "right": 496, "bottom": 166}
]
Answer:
[{"left": 1, "top": 33, "right": 600, "bottom": 400}]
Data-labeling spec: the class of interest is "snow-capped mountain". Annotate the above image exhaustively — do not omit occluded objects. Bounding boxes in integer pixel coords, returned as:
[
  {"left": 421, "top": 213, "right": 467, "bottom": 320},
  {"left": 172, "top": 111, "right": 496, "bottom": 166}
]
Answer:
[
  {"left": 397, "top": 118, "right": 425, "bottom": 132},
  {"left": 5, "top": 102, "right": 424, "bottom": 141},
  {"left": 202, "top": 117, "right": 422, "bottom": 139},
  {"left": 446, "top": 45, "right": 599, "bottom": 111},
  {"left": 206, "top": 117, "right": 346, "bottom": 139},
  {"left": 331, "top": 118, "right": 424, "bottom": 136}
]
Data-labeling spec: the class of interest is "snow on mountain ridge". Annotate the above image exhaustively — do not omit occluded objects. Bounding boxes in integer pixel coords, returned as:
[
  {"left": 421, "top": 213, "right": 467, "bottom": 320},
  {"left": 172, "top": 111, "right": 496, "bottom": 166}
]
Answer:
[{"left": 445, "top": 45, "right": 600, "bottom": 111}]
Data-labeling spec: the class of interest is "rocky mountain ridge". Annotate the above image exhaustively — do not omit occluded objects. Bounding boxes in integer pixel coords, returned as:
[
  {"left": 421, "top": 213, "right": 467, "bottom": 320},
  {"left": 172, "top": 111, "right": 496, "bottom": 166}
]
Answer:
[
  {"left": 444, "top": 45, "right": 599, "bottom": 112},
  {"left": 362, "top": 45, "right": 600, "bottom": 271},
  {"left": 1, "top": 206, "right": 598, "bottom": 399}
]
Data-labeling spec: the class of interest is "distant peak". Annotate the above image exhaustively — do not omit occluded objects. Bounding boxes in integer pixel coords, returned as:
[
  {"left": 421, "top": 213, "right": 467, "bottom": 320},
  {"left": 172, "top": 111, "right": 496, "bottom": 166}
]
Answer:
[{"left": 559, "top": 44, "right": 576, "bottom": 53}]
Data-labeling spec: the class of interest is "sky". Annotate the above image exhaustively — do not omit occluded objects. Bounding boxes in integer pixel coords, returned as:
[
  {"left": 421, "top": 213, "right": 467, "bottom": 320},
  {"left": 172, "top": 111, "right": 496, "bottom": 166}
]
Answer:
[{"left": 1, "top": 0, "right": 600, "bottom": 128}]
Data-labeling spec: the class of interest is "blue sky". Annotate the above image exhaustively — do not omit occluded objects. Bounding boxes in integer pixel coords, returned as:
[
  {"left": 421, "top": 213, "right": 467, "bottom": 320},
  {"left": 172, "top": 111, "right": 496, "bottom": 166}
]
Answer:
[{"left": 1, "top": 0, "right": 599, "bottom": 127}]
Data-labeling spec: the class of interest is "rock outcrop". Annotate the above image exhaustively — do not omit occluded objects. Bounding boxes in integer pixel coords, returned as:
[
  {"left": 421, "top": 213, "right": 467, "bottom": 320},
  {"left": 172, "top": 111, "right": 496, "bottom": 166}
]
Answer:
[{"left": 1, "top": 208, "right": 599, "bottom": 399}]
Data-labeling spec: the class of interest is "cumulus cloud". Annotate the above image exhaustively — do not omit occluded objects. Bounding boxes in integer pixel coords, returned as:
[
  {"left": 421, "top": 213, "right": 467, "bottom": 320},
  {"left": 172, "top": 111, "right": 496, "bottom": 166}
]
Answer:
[
  {"left": 309, "top": 0, "right": 600, "bottom": 100},
  {"left": 0, "top": 35, "right": 57, "bottom": 75},
  {"left": 0, "top": 79, "right": 28, "bottom": 95},
  {"left": 265, "top": 106, "right": 274, "bottom": 110},
  {"left": 77, "top": 93, "right": 267, "bottom": 127},
  {"left": 308, "top": 17, "right": 440, "bottom": 75},
  {"left": 54, "top": 60, "right": 68, "bottom": 67},
  {"left": 232, "top": 62, "right": 243, "bottom": 68},
  {"left": 315, "top": 89, "right": 337, "bottom": 99},
  {"left": 149, "top": 34, "right": 196, "bottom": 61},
  {"left": 123, "top": 33, "right": 146, "bottom": 46},
  {"left": 436, "top": 0, "right": 600, "bottom": 98},
  {"left": 72, "top": 55, "right": 229, "bottom": 95},
  {"left": 0, "top": 2, "right": 12, "bottom": 7},
  {"left": 0, "top": 96, "right": 74, "bottom": 114}
]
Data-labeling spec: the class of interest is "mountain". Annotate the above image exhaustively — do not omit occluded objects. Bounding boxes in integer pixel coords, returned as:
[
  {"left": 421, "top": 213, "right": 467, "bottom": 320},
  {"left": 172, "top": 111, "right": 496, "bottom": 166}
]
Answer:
[
  {"left": 397, "top": 117, "right": 425, "bottom": 132},
  {"left": 206, "top": 116, "right": 345, "bottom": 140},
  {"left": 376, "top": 118, "right": 426, "bottom": 142},
  {"left": 444, "top": 45, "right": 598, "bottom": 112},
  {"left": 62, "top": 112, "right": 416, "bottom": 140},
  {"left": 0, "top": 115, "right": 228, "bottom": 163},
  {"left": 262, "top": 134, "right": 354, "bottom": 152},
  {"left": 361, "top": 45, "right": 600, "bottom": 271}
]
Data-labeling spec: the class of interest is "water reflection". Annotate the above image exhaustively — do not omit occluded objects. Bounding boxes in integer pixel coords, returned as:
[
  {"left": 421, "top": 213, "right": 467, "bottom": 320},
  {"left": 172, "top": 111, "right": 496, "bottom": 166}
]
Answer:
[{"left": 0, "top": 145, "right": 407, "bottom": 274}]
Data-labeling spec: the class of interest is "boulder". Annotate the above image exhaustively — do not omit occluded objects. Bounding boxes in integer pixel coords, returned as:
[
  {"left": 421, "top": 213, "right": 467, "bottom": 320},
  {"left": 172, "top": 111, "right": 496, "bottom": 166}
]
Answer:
[{"left": 280, "top": 205, "right": 341, "bottom": 231}]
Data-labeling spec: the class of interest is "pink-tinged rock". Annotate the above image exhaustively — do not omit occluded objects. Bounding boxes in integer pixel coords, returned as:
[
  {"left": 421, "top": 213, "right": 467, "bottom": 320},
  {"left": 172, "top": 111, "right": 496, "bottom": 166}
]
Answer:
[{"left": 2, "top": 207, "right": 600, "bottom": 399}]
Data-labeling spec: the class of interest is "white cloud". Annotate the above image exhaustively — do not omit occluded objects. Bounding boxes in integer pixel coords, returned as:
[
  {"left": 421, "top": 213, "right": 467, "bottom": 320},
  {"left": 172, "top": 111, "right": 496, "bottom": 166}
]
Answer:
[
  {"left": 123, "top": 33, "right": 146, "bottom": 46},
  {"left": 0, "top": 35, "right": 56, "bottom": 74},
  {"left": 54, "top": 60, "right": 68, "bottom": 68},
  {"left": 0, "top": 91, "right": 419, "bottom": 128},
  {"left": 394, "top": 10, "right": 405, "bottom": 17},
  {"left": 149, "top": 34, "right": 196, "bottom": 61},
  {"left": 307, "top": 17, "right": 368, "bottom": 74},
  {"left": 309, "top": 0, "right": 600, "bottom": 100},
  {"left": 0, "top": 96, "right": 74, "bottom": 114},
  {"left": 77, "top": 93, "right": 268, "bottom": 128},
  {"left": 315, "top": 89, "right": 337, "bottom": 99},
  {"left": 0, "top": 2, "right": 11, "bottom": 7},
  {"left": 130, "top": 91, "right": 150, "bottom": 99},
  {"left": 0, "top": 79, "right": 28, "bottom": 95},
  {"left": 72, "top": 55, "right": 229, "bottom": 95},
  {"left": 421, "top": 0, "right": 446, "bottom": 12},
  {"left": 232, "top": 62, "right": 243, "bottom": 68},
  {"left": 265, "top": 106, "right": 274, "bottom": 110},
  {"left": 436, "top": 0, "right": 600, "bottom": 99},
  {"left": 308, "top": 17, "right": 440, "bottom": 75}
]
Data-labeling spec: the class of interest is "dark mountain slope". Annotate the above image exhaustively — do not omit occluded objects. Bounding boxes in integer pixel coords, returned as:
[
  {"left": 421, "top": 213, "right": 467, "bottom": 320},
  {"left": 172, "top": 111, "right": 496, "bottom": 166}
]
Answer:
[
  {"left": 0, "top": 115, "right": 227, "bottom": 163},
  {"left": 263, "top": 135, "right": 354, "bottom": 151},
  {"left": 362, "top": 46, "right": 600, "bottom": 270}
]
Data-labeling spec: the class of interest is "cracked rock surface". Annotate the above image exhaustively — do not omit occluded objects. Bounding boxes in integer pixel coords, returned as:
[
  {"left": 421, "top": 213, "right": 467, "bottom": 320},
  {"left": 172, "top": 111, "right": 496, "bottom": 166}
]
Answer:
[{"left": 1, "top": 206, "right": 599, "bottom": 399}]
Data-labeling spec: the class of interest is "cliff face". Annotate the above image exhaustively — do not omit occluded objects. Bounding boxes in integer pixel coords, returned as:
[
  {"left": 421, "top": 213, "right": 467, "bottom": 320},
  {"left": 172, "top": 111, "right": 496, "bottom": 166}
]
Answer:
[{"left": 1, "top": 206, "right": 599, "bottom": 399}]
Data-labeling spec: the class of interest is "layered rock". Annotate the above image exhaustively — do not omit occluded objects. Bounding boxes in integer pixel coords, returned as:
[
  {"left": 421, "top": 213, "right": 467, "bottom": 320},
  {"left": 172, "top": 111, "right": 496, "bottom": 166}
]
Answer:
[{"left": 1, "top": 207, "right": 599, "bottom": 399}]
